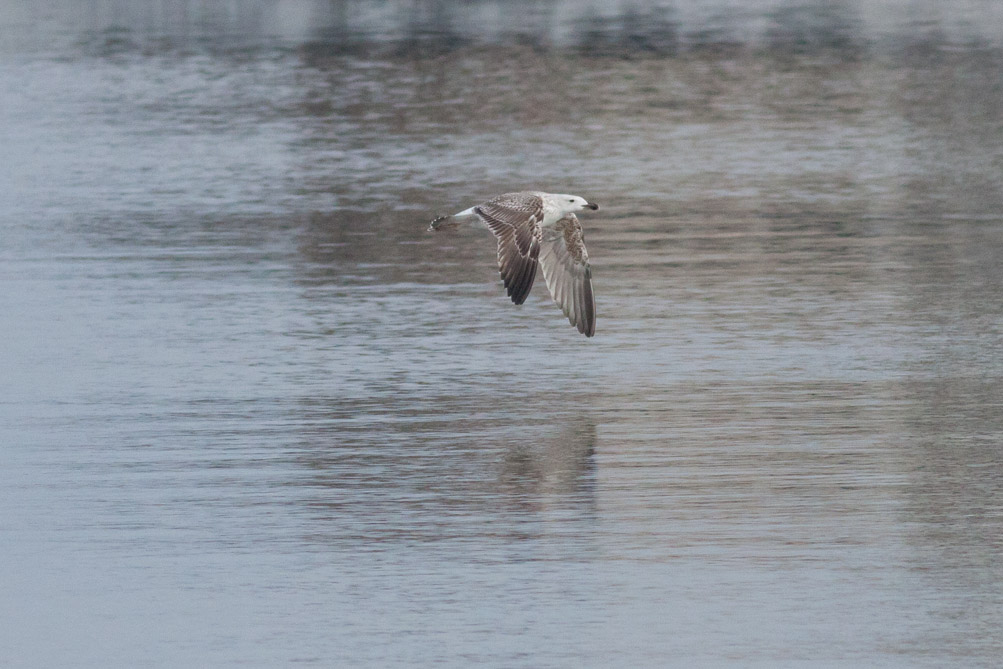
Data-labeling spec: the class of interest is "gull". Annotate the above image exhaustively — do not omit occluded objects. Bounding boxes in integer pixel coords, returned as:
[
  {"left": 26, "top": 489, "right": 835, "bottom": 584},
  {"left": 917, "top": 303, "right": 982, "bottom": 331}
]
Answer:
[{"left": 429, "top": 191, "right": 600, "bottom": 337}]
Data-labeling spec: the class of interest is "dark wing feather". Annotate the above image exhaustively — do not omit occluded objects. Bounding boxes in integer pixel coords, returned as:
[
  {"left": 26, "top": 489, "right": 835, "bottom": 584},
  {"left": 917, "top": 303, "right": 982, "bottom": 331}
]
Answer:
[
  {"left": 474, "top": 193, "right": 544, "bottom": 305},
  {"left": 538, "top": 214, "right": 596, "bottom": 337}
]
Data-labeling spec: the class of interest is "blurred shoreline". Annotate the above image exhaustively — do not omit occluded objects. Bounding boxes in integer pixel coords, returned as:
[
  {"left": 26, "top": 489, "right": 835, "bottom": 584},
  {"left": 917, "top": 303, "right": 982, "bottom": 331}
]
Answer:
[{"left": 4, "top": 0, "right": 1003, "bottom": 59}]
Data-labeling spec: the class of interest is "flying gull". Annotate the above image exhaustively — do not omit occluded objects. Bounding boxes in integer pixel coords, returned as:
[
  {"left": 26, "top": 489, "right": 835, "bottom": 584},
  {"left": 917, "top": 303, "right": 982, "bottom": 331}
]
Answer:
[{"left": 429, "top": 191, "right": 600, "bottom": 337}]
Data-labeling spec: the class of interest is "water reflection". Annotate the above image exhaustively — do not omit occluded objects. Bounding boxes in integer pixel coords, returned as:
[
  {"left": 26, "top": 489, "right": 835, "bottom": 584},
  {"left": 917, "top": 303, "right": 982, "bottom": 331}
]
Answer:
[
  {"left": 290, "top": 403, "right": 597, "bottom": 550},
  {"left": 499, "top": 417, "right": 597, "bottom": 507}
]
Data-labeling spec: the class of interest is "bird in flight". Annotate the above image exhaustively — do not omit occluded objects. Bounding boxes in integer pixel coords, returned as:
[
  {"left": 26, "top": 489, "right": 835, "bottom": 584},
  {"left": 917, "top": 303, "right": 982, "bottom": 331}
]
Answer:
[{"left": 429, "top": 191, "right": 600, "bottom": 337}]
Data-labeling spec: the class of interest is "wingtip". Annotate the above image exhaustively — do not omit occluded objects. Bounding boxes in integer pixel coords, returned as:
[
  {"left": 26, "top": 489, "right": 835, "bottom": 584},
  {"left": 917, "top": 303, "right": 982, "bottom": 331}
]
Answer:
[{"left": 502, "top": 245, "right": 538, "bottom": 305}]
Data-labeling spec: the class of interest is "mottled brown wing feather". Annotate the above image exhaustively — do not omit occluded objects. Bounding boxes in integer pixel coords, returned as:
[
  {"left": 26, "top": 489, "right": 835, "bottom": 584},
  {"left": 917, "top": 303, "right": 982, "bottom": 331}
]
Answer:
[
  {"left": 474, "top": 193, "right": 544, "bottom": 305},
  {"left": 538, "top": 214, "right": 596, "bottom": 337}
]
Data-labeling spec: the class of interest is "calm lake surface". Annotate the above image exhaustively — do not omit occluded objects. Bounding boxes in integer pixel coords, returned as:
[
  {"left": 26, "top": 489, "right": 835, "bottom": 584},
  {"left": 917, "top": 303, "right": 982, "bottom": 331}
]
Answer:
[{"left": 2, "top": 1, "right": 1002, "bottom": 666}]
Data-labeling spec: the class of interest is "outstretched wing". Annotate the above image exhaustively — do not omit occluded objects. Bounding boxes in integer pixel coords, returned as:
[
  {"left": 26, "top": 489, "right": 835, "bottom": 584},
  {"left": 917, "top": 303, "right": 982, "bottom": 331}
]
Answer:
[
  {"left": 539, "top": 214, "right": 596, "bottom": 337},
  {"left": 474, "top": 193, "right": 544, "bottom": 305}
]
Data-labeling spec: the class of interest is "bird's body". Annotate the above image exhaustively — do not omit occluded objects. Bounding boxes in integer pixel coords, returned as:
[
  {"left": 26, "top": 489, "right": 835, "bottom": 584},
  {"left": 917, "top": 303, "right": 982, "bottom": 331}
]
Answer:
[{"left": 430, "top": 191, "right": 600, "bottom": 337}]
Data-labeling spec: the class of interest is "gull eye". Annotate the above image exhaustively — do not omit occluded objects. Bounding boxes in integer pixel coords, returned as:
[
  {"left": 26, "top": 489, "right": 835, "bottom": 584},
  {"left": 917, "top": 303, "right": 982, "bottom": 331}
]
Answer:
[{"left": 569, "top": 199, "right": 574, "bottom": 203}]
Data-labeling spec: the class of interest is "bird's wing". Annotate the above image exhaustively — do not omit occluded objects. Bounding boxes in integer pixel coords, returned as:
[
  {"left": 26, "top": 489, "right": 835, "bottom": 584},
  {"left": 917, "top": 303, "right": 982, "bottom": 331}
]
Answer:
[
  {"left": 474, "top": 193, "right": 544, "bottom": 305},
  {"left": 538, "top": 214, "right": 596, "bottom": 337}
]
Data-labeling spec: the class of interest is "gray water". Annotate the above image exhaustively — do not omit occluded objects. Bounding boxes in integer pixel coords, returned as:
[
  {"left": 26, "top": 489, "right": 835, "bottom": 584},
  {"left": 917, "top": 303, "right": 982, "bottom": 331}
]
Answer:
[{"left": 2, "top": 1, "right": 1003, "bottom": 666}]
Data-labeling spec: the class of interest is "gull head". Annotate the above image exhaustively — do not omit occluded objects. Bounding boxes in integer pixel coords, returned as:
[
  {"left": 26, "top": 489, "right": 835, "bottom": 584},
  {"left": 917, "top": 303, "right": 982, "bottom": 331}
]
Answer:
[{"left": 554, "top": 194, "right": 600, "bottom": 214}]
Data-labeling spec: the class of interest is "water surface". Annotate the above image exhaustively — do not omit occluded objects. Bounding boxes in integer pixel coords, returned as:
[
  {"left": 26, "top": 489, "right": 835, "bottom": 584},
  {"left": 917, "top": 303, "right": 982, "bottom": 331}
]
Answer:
[{"left": 2, "top": 2, "right": 1002, "bottom": 666}]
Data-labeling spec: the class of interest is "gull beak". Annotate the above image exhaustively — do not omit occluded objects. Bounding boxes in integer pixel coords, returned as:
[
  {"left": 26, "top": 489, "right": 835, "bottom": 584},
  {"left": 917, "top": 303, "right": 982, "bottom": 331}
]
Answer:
[{"left": 586, "top": 202, "right": 600, "bottom": 211}]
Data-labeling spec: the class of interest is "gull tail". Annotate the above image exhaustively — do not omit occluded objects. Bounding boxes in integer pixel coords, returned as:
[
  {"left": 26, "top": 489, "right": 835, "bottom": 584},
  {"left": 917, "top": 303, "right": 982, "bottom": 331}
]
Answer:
[
  {"left": 428, "top": 206, "right": 478, "bottom": 232},
  {"left": 428, "top": 215, "right": 452, "bottom": 232}
]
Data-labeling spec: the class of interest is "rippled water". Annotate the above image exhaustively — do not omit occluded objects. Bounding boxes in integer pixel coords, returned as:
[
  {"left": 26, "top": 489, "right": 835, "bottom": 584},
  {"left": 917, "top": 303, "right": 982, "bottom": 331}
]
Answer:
[{"left": 2, "top": 2, "right": 1003, "bottom": 667}]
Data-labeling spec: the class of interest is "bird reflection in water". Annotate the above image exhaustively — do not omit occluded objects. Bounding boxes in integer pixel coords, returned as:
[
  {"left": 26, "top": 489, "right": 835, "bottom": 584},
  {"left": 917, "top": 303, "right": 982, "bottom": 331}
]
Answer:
[{"left": 497, "top": 416, "right": 598, "bottom": 513}]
